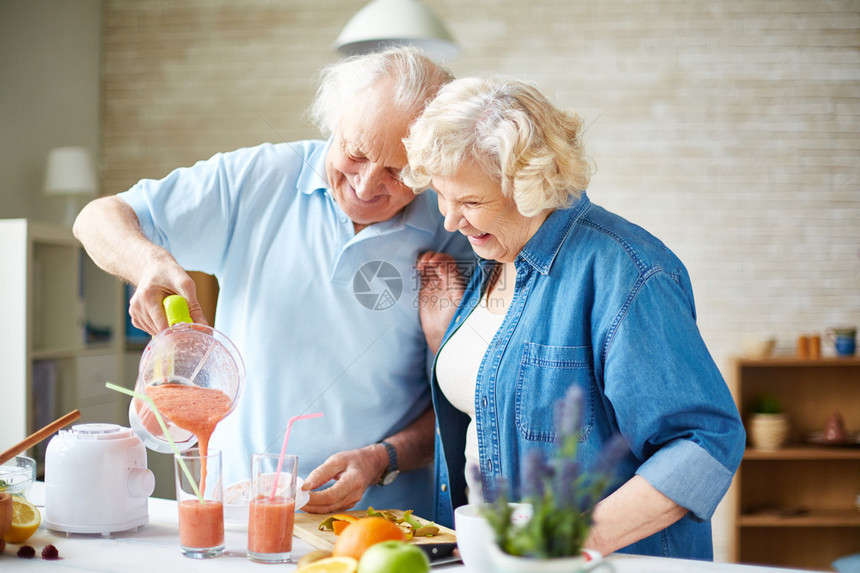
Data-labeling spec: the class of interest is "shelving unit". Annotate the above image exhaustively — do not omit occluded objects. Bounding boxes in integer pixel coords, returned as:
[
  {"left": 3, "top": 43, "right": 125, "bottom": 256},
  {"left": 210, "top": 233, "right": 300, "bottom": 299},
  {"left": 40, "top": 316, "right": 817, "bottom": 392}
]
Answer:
[
  {"left": 0, "top": 219, "right": 142, "bottom": 470},
  {"left": 731, "top": 356, "right": 860, "bottom": 570}
]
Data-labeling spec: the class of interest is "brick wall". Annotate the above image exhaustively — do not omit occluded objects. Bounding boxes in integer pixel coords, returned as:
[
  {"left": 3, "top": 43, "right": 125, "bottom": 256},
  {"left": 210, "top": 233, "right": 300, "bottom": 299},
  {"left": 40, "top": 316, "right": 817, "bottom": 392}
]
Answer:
[{"left": 102, "top": 0, "right": 860, "bottom": 560}]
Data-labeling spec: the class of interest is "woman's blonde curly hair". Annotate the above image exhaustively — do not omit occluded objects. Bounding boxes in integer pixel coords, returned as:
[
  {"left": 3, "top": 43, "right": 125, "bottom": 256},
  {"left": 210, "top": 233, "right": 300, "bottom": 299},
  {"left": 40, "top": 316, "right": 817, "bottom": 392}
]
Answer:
[{"left": 402, "top": 76, "right": 593, "bottom": 217}]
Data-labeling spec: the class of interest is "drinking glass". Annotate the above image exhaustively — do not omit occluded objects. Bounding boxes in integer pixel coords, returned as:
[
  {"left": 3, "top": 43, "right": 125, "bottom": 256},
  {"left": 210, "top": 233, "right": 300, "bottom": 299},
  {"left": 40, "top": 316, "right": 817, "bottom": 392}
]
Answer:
[
  {"left": 246, "top": 453, "right": 298, "bottom": 563},
  {"left": 174, "top": 448, "right": 224, "bottom": 558}
]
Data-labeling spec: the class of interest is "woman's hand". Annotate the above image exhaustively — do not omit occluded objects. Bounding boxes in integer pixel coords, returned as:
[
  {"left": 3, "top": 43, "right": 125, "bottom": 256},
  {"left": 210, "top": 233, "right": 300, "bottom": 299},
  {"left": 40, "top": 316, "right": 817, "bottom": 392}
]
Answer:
[
  {"left": 584, "top": 475, "right": 689, "bottom": 556},
  {"left": 416, "top": 252, "right": 466, "bottom": 353}
]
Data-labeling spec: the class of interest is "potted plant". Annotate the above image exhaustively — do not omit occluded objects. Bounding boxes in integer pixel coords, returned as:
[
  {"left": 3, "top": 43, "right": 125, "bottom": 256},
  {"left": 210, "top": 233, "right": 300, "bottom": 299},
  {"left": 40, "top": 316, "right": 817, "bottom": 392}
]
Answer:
[
  {"left": 748, "top": 394, "right": 789, "bottom": 450},
  {"left": 479, "top": 385, "right": 627, "bottom": 572}
]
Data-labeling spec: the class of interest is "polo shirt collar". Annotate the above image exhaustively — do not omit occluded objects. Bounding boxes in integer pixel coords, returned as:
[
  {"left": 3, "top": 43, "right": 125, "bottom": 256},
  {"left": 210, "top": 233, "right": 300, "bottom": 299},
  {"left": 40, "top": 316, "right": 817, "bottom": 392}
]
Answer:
[
  {"left": 297, "top": 138, "right": 331, "bottom": 195},
  {"left": 300, "top": 137, "right": 438, "bottom": 236}
]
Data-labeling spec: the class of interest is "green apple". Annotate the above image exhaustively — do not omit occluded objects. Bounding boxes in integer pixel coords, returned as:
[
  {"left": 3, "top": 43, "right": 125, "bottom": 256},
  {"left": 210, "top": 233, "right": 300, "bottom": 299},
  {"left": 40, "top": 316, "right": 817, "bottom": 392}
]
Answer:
[{"left": 357, "top": 540, "right": 430, "bottom": 573}]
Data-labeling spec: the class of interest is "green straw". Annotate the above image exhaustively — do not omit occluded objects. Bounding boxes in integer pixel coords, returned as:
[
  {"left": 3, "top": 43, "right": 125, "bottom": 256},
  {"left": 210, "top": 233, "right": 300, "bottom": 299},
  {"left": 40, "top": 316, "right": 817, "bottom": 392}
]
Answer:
[{"left": 105, "top": 382, "right": 204, "bottom": 502}]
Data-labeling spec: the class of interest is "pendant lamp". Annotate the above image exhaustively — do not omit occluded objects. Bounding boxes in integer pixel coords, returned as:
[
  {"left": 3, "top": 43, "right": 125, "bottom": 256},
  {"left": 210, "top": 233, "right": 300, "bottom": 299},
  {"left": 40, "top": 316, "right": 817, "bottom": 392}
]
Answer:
[{"left": 334, "top": 0, "right": 460, "bottom": 60}]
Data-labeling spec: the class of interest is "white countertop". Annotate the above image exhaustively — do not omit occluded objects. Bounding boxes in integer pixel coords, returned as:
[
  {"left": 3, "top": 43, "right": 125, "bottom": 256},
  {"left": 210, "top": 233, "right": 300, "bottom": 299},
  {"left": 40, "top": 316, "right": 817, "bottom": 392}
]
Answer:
[{"left": 1, "top": 484, "right": 823, "bottom": 572}]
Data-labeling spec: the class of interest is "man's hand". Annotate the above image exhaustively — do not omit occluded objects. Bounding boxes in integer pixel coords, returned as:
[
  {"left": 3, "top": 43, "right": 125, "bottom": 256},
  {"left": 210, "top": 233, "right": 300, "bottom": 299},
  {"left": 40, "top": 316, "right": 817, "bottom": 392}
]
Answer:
[
  {"left": 300, "top": 444, "right": 389, "bottom": 514},
  {"left": 73, "top": 195, "right": 208, "bottom": 335},
  {"left": 130, "top": 255, "right": 208, "bottom": 334},
  {"left": 416, "top": 251, "right": 466, "bottom": 353}
]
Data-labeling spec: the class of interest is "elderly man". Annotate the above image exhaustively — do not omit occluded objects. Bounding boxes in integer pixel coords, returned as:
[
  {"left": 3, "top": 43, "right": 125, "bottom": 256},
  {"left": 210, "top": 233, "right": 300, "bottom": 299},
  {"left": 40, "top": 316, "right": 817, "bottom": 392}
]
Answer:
[{"left": 74, "top": 47, "right": 470, "bottom": 516}]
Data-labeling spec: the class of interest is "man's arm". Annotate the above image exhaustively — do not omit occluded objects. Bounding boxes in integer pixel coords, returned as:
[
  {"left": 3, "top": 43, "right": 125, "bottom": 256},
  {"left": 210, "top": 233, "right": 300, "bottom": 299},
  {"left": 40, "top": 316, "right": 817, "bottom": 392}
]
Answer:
[
  {"left": 584, "top": 475, "right": 688, "bottom": 556},
  {"left": 301, "top": 406, "right": 435, "bottom": 513},
  {"left": 73, "top": 196, "right": 207, "bottom": 334}
]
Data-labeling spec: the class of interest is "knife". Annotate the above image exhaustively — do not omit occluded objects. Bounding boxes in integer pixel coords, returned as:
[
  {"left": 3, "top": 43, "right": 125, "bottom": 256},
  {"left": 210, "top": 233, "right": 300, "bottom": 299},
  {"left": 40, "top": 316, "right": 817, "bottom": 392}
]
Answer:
[{"left": 417, "top": 542, "right": 461, "bottom": 567}]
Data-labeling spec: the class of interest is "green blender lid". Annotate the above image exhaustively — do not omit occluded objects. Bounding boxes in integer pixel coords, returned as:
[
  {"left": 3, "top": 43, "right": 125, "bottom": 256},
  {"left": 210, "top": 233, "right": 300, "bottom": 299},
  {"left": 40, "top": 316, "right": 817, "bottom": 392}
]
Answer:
[{"left": 163, "top": 295, "right": 193, "bottom": 326}]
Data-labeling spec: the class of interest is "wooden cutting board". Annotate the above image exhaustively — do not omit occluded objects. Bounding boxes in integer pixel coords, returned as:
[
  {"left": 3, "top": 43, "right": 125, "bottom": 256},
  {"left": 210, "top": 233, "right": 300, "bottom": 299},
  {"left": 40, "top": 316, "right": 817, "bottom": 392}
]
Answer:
[{"left": 293, "top": 509, "right": 456, "bottom": 551}]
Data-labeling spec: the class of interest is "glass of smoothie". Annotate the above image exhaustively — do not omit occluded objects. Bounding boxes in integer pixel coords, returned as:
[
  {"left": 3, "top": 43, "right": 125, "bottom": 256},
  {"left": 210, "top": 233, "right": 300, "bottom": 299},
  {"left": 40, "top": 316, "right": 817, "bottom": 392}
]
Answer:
[
  {"left": 175, "top": 448, "right": 224, "bottom": 559},
  {"left": 247, "top": 453, "right": 298, "bottom": 563}
]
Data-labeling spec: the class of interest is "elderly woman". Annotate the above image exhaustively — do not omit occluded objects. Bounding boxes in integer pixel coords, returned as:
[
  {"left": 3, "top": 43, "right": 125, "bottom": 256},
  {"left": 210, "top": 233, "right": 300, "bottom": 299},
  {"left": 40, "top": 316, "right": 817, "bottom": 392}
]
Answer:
[
  {"left": 402, "top": 77, "right": 745, "bottom": 559},
  {"left": 73, "top": 47, "right": 471, "bottom": 516}
]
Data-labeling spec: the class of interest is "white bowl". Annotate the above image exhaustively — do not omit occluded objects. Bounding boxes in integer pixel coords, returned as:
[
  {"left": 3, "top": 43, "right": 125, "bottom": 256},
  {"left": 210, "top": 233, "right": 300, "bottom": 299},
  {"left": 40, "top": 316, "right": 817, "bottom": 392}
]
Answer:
[
  {"left": 0, "top": 456, "right": 36, "bottom": 498},
  {"left": 223, "top": 475, "right": 310, "bottom": 523}
]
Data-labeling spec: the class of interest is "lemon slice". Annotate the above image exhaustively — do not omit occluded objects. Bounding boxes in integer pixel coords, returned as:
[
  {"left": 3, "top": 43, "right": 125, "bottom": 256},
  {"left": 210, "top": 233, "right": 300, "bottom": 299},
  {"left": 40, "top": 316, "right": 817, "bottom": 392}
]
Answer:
[
  {"left": 296, "top": 556, "right": 358, "bottom": 573},
  {"left": 4, "top": 497, "right": 41, "bottom": 543}
]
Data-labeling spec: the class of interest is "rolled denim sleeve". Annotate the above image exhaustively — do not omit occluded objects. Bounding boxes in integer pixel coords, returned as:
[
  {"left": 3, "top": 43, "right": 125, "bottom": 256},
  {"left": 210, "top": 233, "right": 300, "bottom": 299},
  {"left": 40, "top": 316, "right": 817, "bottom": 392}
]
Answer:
[
  {"left": 636, "top": 439, "right": 734, "bottom": 520},
  {"left": 604, "top": 269, "right": 745, "bottom": 521}
]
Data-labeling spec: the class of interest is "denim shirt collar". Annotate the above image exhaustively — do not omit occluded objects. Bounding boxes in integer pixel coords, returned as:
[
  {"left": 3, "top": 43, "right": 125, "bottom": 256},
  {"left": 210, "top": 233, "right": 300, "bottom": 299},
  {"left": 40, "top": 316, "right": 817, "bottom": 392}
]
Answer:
[{"left": 515, "top": 192, "right": 591, "bottom": 275}]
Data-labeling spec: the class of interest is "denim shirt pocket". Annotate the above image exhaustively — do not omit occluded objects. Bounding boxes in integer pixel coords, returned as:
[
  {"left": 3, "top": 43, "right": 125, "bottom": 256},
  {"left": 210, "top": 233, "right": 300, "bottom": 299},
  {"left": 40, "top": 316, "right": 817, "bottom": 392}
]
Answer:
[{"left": 515, "top": 342, "right": 595, "bottom": 443}]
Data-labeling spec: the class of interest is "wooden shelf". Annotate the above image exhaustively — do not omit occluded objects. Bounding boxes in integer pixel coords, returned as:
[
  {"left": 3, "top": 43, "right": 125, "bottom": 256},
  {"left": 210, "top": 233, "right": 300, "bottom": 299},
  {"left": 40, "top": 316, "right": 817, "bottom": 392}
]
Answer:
[
  {"left": 744, "top": 446, "right": 860, "bottom": 460},
  {"left": 739, "top": 508, "right": 860, "bottom": 527},
  {"left": 0, "top": 219, "right": 138, "bottom": 459},
  {"left": 731, "top": 356, "right": 860, "bottom": 570},
  {"left": 735, "top": 356, "right": 860, "bottom": 367},
  {"left": 31, "top": 347, "right": 80, "bottom": 360}
]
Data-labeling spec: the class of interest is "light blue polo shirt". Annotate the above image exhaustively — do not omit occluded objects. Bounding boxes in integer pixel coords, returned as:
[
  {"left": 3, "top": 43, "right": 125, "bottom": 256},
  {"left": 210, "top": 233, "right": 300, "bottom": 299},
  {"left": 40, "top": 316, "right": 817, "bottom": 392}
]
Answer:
[{"left": 120, "top": 140, "right": 472, "bottom": 515}]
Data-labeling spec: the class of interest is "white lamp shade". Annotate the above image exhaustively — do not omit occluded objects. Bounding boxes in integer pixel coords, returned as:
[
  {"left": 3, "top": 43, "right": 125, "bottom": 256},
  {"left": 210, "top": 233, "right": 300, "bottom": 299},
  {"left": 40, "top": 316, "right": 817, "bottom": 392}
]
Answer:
[
  {"left": 44, "top": 146, "right": 97, "bottom": 196},
  {"left": 334, "top": 0, "right": 460, "bottom": 60}
]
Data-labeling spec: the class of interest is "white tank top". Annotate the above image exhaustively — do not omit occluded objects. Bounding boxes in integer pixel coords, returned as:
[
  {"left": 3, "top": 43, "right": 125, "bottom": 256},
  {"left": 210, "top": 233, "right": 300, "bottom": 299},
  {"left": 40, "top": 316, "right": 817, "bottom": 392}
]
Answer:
[{"left": 436, "top": 290, "right": 505, "bottom": 500}]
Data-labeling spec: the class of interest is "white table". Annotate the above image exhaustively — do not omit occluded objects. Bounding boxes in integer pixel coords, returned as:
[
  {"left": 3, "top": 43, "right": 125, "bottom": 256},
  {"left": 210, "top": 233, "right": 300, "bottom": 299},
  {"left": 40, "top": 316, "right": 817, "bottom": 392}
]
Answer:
[{"left": 2, "top": 484, "right": 823, "bottom": 572}]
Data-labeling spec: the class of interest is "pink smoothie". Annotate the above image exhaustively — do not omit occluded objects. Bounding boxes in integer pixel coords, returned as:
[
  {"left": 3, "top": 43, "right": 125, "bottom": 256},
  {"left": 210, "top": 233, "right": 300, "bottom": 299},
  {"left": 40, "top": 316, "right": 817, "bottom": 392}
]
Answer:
[
  {"left": 178, "top": 500, "right": 224, "bottom": 549},
  {"left": 147, "top": 383, "right": 232, "bottom": 492},
  {"left": 247, "top": 496, "right": 295, "bottom": 554}
]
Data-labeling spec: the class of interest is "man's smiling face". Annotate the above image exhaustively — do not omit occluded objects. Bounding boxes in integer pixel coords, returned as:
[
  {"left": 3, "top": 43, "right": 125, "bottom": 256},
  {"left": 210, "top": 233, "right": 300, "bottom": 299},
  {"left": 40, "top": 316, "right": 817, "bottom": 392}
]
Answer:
[{"left": 325, "top": 78, "right": 417, "bottom": 232}]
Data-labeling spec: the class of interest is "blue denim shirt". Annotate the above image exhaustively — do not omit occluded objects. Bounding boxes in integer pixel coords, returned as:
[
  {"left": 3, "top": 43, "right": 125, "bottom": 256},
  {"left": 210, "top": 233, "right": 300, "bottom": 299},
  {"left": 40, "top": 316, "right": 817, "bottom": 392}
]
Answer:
[{"left": 430, "top": 193, "right": 745, "bottom": 559}]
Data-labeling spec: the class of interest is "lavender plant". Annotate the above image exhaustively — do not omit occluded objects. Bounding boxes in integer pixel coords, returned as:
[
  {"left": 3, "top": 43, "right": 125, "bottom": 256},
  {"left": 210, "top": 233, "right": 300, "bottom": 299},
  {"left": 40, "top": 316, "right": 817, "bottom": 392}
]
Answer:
[{"left": 482, "top": 385, "right": 628, "bottom": 559}]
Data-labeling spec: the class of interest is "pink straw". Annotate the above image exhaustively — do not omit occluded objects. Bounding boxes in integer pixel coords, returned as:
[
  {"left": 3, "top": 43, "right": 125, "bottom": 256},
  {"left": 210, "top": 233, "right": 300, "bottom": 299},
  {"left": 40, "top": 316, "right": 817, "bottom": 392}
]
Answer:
[{"left": 269, "top": 412, "right": 324, "bottom": 501}]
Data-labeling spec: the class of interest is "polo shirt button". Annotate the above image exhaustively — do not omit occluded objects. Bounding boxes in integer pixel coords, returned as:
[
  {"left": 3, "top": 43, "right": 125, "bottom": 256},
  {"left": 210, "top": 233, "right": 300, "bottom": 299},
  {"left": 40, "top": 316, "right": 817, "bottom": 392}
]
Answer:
[
  {"left": 487, "top": 460, "right": 493, "bottom": 472},
  {"left": 481, "top": 396, "right": 488, "bottom": 408},
  {"left": 440, "top": 483, "right": 447, "bottom": 492},
  {"left": 339, "top": 216, "right": 347, "bottom": 223}
]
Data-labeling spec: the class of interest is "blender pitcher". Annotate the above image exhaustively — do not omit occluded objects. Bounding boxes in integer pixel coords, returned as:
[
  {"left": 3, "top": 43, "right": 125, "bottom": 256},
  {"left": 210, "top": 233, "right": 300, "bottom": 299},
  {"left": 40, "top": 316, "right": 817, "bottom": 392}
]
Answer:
[{"left": 129, "top": 295, "right": 245, "bottom": 453}]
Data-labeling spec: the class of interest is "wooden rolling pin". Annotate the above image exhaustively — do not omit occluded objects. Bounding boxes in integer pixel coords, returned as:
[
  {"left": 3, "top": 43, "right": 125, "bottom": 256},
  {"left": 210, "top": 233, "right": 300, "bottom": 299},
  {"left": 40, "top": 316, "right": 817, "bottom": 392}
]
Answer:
[{"left": 0, "top": 409, "right": 81, "bottom": 466}]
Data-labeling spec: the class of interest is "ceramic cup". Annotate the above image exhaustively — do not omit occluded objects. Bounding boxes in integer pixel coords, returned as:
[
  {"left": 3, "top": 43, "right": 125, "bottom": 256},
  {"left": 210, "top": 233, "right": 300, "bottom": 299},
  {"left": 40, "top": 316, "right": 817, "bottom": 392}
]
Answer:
[
  {"left": 174, "top": 448, "right": 224, "bottom": 559},
  {"left": 828, "top": 326, "right": 857, "bottom": 357},
  {"left": 454, "top": 503, "right": 533, "bottom": 573}
]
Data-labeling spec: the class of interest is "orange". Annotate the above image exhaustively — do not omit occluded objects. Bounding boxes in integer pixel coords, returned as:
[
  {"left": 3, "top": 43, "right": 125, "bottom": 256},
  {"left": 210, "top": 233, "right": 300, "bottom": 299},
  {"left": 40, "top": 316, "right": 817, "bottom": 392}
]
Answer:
[{"left": 332, "top": 517, "right": 406, "bottom": 561}]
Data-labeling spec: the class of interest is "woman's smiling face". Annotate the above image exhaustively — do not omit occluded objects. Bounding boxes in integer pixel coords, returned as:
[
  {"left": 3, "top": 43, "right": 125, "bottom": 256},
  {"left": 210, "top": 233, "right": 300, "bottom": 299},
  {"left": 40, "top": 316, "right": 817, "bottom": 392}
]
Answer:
[{"left": 432, "top": 161, "right": 549, "bottom": 263}]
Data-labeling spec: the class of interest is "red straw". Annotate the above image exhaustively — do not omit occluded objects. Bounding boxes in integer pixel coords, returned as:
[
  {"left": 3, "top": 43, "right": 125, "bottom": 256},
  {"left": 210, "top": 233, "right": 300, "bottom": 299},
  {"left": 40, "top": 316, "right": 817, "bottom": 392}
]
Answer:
[{"left": 269, "top": 412, "right": 324, "bottom": 501}]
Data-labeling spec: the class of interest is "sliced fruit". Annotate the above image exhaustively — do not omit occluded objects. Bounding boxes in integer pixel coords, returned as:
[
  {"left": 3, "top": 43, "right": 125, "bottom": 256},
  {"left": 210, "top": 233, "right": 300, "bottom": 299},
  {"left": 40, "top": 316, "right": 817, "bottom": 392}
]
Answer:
[
  {"left": 332, "top": 514, "right": 359, "bottom": 523},
  {"left": 332, "top": 520, "right": 352, "bottom": 535},
  {"left": 320, "top": 513, "right": 359, "bottom": 532},
  {"left": 297, "top": 555, "right": 358, "bottom": 573},
  {"left": 297, "top": 549, "right": 334, "bottom": 568},
  {"left": 395, "top": 521, "right": 413, "bottom": 541},
  {"left": 4, "top": 497, "right": 40, "bottom": 543}
]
